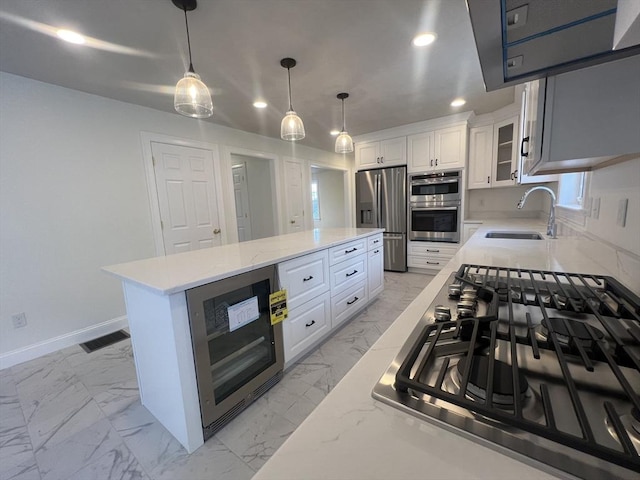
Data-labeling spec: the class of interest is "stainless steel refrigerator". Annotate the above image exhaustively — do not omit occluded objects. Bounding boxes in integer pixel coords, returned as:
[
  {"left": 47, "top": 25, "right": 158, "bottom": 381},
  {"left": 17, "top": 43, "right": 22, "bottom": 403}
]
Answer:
[{"left": 356, "top": 166, "right": 407, "bottom": 272}]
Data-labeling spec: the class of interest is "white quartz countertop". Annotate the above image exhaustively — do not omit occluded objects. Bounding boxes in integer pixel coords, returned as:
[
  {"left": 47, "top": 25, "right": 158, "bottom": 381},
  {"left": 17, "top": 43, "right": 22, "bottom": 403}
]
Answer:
[
  {"left": 253, "top": 220, "right": 640, "bottom": 480},
  {"left": 102, "top": 228, "right": 383, "bottom": 295}
]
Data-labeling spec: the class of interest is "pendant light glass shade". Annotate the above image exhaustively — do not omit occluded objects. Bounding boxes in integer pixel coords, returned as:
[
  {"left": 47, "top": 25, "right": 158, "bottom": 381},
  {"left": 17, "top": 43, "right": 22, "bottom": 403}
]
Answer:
[
  {"left": 335, "top": 92, "right": 354, "bottom": 153},
  {"left": 281, "top": 110, "right": 305, "bottom": 141},
  {"left": 335, "top": 131, "right": 354, "bottom": 153},
  {"left": 280, "top": 58, "right": 305, "bottom": 141},
  {"left": 172, "top": 0, "right": 213, "bottom": 119},
  {"left": 174, "top": 70, "right": 213, "bottom": 118}
]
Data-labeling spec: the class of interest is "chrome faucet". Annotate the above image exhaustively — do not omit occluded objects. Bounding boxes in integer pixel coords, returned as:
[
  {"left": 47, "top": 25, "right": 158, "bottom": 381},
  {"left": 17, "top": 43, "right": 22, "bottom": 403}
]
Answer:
[{"left": 517, "top": 186, "right": 557, "bottom": 238}]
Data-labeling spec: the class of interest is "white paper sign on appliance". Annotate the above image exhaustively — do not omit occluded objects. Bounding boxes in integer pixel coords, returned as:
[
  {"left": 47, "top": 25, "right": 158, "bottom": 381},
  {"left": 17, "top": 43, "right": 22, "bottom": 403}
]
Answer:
[{"left": 227, "top": 296, "right": 260, "bottom": 332}]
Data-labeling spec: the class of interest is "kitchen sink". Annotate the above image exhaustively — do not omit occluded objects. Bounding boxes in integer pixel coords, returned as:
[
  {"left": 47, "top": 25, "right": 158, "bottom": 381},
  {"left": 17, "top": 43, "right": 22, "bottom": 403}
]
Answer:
[{"left": 485, "top": 231, "right": 544, "bottom": 240}]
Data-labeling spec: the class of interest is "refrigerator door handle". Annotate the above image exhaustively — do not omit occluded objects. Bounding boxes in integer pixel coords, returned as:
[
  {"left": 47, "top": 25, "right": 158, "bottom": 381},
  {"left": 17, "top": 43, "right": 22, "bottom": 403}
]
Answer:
[{"left": 376, "top": 174, "right": 382, "bottom": 227}]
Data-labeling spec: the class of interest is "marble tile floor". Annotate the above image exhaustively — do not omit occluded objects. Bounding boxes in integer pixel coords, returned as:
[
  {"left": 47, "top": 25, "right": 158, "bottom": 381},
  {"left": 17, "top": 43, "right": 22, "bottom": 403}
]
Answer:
[{"left": 0, "top": 272, "right": 433, "bottom": 480}]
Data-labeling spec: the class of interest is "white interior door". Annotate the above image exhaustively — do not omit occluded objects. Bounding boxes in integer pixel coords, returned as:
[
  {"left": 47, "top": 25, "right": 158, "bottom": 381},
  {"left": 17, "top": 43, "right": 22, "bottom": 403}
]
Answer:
[
  {"left": 232, "top": 163, "right": 253, "bottom": 242},
  {"left": 284, "top": 159, "right": 304, "bottom": 233},
  {"left": 151, "top": 142, "right": 222, "bottom": 254}
]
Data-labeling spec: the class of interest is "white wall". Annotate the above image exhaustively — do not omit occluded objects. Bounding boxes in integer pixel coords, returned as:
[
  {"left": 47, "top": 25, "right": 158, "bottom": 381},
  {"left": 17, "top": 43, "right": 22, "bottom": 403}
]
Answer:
[
  {"left": 466, "top": 183, "right": 554, "bottom": 220},
  {"left": 585, "top": 157, "right": 639, "bottom": 256},
  {"left": 312, "top": 169, "right": 347, "bottom": 228},
  {"left": 0, "top": 72, "right": 349, "bottom": 366}
]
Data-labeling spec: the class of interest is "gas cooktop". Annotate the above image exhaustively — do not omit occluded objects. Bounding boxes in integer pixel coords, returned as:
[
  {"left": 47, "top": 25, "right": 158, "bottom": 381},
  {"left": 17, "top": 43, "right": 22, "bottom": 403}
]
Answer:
[{"left": 373, "top": 264, "right": 640, "bottom": 480}]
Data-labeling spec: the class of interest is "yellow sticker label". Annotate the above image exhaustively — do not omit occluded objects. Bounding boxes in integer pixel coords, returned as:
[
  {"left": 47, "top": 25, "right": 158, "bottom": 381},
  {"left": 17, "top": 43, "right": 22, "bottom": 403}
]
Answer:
[{"left": 269, "top": 289, "right": 288, "bottom": 325}]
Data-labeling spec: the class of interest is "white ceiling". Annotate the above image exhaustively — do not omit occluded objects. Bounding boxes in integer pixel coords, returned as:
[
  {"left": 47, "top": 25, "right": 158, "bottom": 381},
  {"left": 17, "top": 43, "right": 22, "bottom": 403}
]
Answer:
[{"left": 0, "top": 0, "right": 516, "bottom": 152}]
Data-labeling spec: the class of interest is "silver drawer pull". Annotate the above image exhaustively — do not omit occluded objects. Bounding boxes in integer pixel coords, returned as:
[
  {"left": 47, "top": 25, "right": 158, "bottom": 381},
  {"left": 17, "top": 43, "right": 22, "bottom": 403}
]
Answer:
[
  {"left": 426, "top": 249, "right": 439, "bottom": 253},
  {"left": 305, "top": 320, "right": 316, "bottom": 328},
  {"left": 347, "top": 296, "right": 359, "bottom": 305},
  {"left": 427, "top": 261, "right": 440, "bottom": 265},
  {"left": 303, "top": 275, "right": 314, "bottom": 282},
  {"left": 346, "top": 270, "right": 358, "bottom": 277},
  {"left": 345, "top": 247, "right": 358, "bottom": 254}
]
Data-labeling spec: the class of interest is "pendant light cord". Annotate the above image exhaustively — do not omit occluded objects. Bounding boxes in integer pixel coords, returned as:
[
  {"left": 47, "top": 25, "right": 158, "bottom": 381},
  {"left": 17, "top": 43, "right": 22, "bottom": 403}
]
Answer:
[
  {"left": 183, "top": 8, "right": 194, "bottom": 73},
  {"left": 287, "top": 68, "right": 293, "bottom": 111},
  {"left": 341, "top": 98, "right": 346, "bottom": 132}
]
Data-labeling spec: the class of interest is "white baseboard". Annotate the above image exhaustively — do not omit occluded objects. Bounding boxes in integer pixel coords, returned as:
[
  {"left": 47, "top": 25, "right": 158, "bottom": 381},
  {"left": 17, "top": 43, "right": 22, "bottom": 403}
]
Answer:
[{"left": 0, "top": 316, "right": 129, "bottom": 370}]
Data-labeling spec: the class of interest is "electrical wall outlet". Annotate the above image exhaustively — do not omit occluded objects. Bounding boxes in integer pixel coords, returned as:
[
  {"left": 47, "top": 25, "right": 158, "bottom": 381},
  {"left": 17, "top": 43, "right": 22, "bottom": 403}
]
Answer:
[
  {"left": 617, "top": 198, "right": 628, "bottom": 227},
  {"left": 12, "top": 312, "right": 27, "bottom": 328},
  {"left": 592, "top": 197, "right": 601, "bottom": 220}
]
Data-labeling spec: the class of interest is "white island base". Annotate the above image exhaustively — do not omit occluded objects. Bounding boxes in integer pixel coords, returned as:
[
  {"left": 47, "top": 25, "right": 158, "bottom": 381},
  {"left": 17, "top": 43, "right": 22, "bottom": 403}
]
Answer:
[{"left": 103, "top": 228, "right": 385, "bottom": 453}]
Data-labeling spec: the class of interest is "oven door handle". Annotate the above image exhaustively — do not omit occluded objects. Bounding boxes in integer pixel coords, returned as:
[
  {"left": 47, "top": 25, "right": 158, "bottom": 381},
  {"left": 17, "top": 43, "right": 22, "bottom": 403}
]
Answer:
[
  {"left": 410, "top": 206, "right": 459, "bottom": 211},
  {"left": 411, "top": 178, "right": 459, "bottom": 186}
]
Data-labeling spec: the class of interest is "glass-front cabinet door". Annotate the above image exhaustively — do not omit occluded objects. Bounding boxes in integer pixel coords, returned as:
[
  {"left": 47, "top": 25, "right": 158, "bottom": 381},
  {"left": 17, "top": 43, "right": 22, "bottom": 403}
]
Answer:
[
  {"left": 492, "top": 116, "right": 519, "bottom": 187},
  {"left": 186, "top": 265, "right": 284, "bottom": 430}
]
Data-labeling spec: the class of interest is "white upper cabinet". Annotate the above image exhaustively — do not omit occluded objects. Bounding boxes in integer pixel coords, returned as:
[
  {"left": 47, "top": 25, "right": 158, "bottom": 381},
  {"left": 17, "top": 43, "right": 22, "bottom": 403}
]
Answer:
[
  {"left": 522, "top": 55, "right": 640, "bottom": 175},
  {"left": 408, "top": 124, "right": 467, "bottom": 173},
  {"left": 468, "top": 117, "right": 519, "bottom": 189},
  {"left": 355, "top": 137, "right": 406, "bottom": 170}
]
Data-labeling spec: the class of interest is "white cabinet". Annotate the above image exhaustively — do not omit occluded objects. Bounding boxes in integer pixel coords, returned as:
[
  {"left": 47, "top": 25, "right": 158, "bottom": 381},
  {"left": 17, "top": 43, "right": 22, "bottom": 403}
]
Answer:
[
  {"left": 462, "top": 222, "right": 482, "bottom": 245},
  {"left": 279, "top": 233, "right": 381, "bottom": 367},
  {"left": 355, "top": 137, "right": 406, "bottom": 170},
  {"left": 518, "top": 82, "right": 559, "bottom": 184},
  {"left": 367, "top": 233, "right": 384, "bottom": 299},
  {"left": 407, "top": 241, "right": 459, "bottom": 272},
  {"left": 408, "top": 125, "right": 467, "bottom": 173},
  {"left": 467, "top": 125, "right": 493, "bottom": 189},
  {"left": 277, "top": 250, "right": 330, "bottom": 310},
  {"left": 521, "top": 55, "right": 640, "bottom": 175},
  {"left": 468, "top": 117, "right": 519, "bottom": 189},
  {"left": 368, "top": 247, "right": 384, "bottom": 298},
  {"left": 283, "top": 292, "right": 331, "bottom": 362}
]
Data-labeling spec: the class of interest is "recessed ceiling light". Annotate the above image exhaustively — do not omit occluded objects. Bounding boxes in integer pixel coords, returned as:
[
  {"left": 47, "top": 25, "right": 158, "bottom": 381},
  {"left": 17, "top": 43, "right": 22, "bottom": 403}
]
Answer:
[
  {"left": 451, "top": 98, "right": 466, "bottom": 107},
  {"left": 253, "top": 101, "right": 267, "bottom": 109},
  {"left": 412, "top": 32, "right": 437, "bottom": 47},
  {"left": 56, "top": 29, "right": 86, "bottom": 45},
  {"left": 330, "top": 130, "right": 340, "bottom": 136}
]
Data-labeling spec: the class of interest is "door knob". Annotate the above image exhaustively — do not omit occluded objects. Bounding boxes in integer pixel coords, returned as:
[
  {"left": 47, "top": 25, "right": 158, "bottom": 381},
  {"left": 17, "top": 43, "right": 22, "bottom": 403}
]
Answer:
[{"left": 213, "top": 228, "right": 221, "bottom": 234}]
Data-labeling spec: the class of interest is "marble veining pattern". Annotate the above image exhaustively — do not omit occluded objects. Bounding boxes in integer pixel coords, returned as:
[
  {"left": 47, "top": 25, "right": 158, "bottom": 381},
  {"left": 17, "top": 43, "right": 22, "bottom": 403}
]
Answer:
[{"left": 0, "top": 272, "right": 430, "bottom": 480}]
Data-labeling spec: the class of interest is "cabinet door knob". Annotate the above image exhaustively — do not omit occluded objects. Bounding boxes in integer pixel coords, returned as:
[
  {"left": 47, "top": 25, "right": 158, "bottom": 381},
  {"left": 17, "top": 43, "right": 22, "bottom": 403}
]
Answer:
[
  {"left": 290, "top": 220, "right": 295, "bottom": 224},
  {"left": 213, "top": 228, "right": 221, "bottom": 234}
]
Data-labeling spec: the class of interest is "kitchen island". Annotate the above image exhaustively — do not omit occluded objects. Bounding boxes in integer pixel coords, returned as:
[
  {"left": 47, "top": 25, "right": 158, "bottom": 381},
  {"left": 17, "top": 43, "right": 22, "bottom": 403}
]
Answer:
[
  {"left": 253, "top": 220, "right": 640, "bottom": 480},
  {"left": 102, "top": 227, "right": 384, "bottom": 454}
]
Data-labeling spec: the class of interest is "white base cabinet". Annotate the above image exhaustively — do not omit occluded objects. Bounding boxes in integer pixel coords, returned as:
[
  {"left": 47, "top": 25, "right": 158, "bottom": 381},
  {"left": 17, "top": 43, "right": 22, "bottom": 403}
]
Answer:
[
  {"left": 279, "top": 232, "right": 383, "bottom": 367},
  {"left": 407, "top": 241, "right": 459, "bottom": 272}
]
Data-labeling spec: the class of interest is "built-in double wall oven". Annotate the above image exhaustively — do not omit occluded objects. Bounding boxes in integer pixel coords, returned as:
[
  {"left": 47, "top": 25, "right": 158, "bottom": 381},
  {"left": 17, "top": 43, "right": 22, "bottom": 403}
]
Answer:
[{"left": 409, "top": 170, "right": 461, "bottom": 243}]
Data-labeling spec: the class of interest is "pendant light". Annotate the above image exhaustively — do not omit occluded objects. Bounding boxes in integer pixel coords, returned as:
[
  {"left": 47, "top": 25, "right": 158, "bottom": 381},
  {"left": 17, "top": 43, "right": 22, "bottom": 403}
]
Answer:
[
  {"left": 172, "top": 0, "right": 213, "bottom": 118},
  {"left": 280, "top": 58, "right": 305, "bottom": 141},
  {"left": 335, "top": 93, "right": 354, "bottom": 153}
]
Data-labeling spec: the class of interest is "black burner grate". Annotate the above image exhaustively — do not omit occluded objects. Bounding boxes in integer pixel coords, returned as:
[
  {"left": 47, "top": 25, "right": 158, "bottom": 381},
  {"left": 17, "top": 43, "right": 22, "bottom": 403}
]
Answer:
[{"left": 394, "top": 264, "right": 640, "bottom": 473}]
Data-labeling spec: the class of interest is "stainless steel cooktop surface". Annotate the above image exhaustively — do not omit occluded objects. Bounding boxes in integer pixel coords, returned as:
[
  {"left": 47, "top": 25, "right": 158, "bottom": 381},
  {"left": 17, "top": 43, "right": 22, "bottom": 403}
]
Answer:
[{"left": 373, "top": 264, "right": 640, "bottom": 480}]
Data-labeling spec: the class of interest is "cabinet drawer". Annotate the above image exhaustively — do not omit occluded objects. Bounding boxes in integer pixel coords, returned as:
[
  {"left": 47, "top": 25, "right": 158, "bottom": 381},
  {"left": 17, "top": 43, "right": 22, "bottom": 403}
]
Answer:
[
  {"left": 331, "top": 280, "right": 367, "bottom": 328},
  {"left": 283, "top": 291, "right": 331, "bottom": 363},
  {"left": 328, "top": 238, "right": 367, "bottom": 266},
  {"left": 278, "top": 250, "right": 329, "bottom": 310},
  {"left": 407, "top": 254, "right": 452, "bottom": 270},
  {"left": 330, "top": 253, "right": 367, "bottom": 292},
  {"left": 409, "top": 242, "right": 458, "bottom": 257},
  {"left": 367, "top": 234, "right": 383, "bottom": 251}
]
